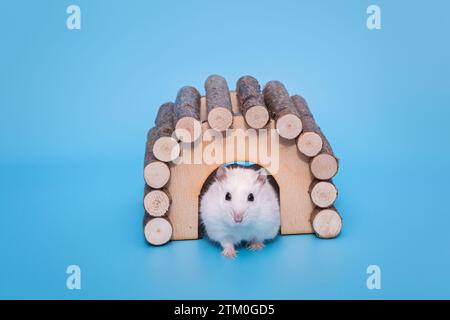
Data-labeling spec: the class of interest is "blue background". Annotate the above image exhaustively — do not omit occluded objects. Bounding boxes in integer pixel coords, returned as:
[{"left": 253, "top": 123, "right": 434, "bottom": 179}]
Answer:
[{"left": 1, "top": 0, "right": 449, "bottom": 299}]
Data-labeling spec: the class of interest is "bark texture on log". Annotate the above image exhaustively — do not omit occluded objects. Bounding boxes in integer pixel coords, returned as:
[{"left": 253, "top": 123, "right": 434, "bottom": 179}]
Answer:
[
  {"left": 310, "top": 207, "right": 342, "bottom": 239},
  {"left": 236, "top": 75, "right": 269, "bottom": 129},
  {"left": 153, "top": 102, "right": 180, "bottom": 162},
  {"left": 174, "top": 86, "right": 202, "bottom": 142},
  {"left": 174, "top": 86, "right": 201, "bottom": 121},
  {"left": 318, "top": 132, "right": 335, "bottom": 158},
  {"left": 310, "top": 130, "right": 339, "bottom": 180},
  {"left": 291, "top": 95, "right": 317, "bottom": 132},
  {"left": 263, "top": 80, "right": 302, "bottom": 139},
  {"left": 263, "top": 80, "right": 297, "bottom": 119},
  {"left": 144, "top": 128, "right": 158, "bottom": 168},
  {"left": 205, "top": 75, "right": 233, "bottom": 113},
  {"left": 290, "top": 93, "right": 339, "bottom": 179},
  {"left": 144, "top": 184, "right": 172, "bottom": 217},
  {"left": 155, "top": 102, "right": 175, "bottom": 137},
  {"left": 309, "top": 180, "right": 338, "bottom": 208},
  {"left": 291, "top": 95, "right": 323, "bottom": 157},
  {"left": 205, "top": 75, "right": 233, "bottom": 131},
  {"left": 143, "top": 216, "right": 173, "bottom": 245},
  {"left": 144, "top": 128, "right": 171, "bottom": 188}
]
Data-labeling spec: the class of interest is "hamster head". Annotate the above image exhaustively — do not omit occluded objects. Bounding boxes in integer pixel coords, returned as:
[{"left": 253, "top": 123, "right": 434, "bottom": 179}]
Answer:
[{"left": 212, "top": 165, "right": 270, "bottom": 225}]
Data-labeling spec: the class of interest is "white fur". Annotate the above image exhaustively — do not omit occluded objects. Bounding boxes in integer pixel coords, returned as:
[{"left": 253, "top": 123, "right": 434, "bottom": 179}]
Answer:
[{"left": 200, "top": 166, "right": 280, "bottom": 251}]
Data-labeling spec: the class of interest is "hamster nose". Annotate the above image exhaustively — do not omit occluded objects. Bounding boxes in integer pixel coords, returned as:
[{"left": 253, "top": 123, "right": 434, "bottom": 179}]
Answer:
[{"left": 233, "top": 212, "right": 244, "bottom": 223}]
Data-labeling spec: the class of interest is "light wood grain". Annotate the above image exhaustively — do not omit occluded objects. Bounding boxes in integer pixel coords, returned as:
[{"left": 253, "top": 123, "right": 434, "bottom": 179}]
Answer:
[
  {"left": 144, "top": 217, "right": 173, "bottom": 245},
  {"left": 311, "top": 207, "right": 342, "bottom": 238}
]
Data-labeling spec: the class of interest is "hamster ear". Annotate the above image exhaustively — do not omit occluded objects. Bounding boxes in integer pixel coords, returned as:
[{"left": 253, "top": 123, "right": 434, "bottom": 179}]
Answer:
[
  {"left": 256, "top": 169, "right": 268, "bottom": 185},
  {"left": 216, "top": 166, "right": 228, "bottom": 182}
]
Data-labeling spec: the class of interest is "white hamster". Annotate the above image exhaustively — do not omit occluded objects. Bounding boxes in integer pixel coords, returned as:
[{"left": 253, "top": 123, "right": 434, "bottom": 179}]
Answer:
[{"left": 200, "top": 164, "right": 280, "bottom": 258}]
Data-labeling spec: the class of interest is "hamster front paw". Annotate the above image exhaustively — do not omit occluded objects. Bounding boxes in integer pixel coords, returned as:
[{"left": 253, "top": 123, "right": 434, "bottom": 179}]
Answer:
[
  {"left": 222, "top": 247, "right": 237, "bottom": 258},
  {"left": 221, "top": 242, "right": 237, "bottom": 258},
  {"left": 247, "top": 241, "right": 265, "bottom": 251}
]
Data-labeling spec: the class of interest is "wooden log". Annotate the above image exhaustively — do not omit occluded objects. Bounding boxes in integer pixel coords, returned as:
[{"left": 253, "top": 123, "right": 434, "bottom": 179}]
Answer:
[
  {"left": 310, "top": 132, "right": 339, "bottom": 180},
  {"left": 263, "top": 80, "right": 302, "bottom": 139},
  {"left": 174, "top": 86, "right": 202, "bottom": 143},
  {"left": 309, "top": 180, "right": 337, "bottom": 208},
  {"left": 143, "top": 216, "right": 173, "bottom": 245},
  {"left": 144, "top": 185, "right": 171, "bottom": 217},
  {"left": 291, "top": 95, "right": 324, "bottom": 157},
  {"left": 205, "top": 75, "right": 233, "bottom": 131},
  {"left": 153, "top": 102, "right": 180, "bottom": 162},
  {"left": 310, "top": 207, "right": 342, "bottom": 238},
  {"left": 144, "top": 128, "right": 171, "bottom": 189},
  {"left": 236, "top": 75, "right": 269, "bottom": 129}
]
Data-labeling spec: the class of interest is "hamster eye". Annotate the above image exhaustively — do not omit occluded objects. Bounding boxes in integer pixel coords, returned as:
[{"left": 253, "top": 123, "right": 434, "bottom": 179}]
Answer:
[
  {"left": 248, "top": 193, "right": 254, "bottom": 202},
  {"left": 225, "top": 192, "right": 232, "bottom": 201}
]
